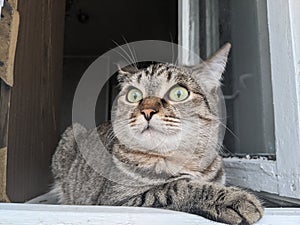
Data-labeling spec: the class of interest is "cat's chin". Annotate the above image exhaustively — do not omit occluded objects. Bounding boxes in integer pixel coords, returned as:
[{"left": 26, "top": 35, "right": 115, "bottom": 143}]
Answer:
[
  {"left": 134, "top": 129, "right": 181, "bottom": 152},
  {"left": 140, "top": 129, "right": 154, "bottom": 137}
]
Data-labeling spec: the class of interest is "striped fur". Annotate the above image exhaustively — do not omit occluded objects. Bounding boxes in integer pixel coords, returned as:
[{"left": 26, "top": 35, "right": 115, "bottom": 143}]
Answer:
[{"left": 51, "top": 44, "right": 263, "bottom": 224}]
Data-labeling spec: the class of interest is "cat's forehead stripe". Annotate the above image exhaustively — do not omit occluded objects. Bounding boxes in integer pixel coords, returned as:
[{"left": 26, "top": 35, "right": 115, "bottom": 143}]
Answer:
[
  {"left": 166, "top": 71, "right": 172, "bottom": 81},
  {"left": 128, "top": 64, "right": 193, "bottom": 87},
  {"left": 154, "top": 66, "right": 168, "bottom": 76},
  {"left": 145, "top": 64, "right": 182, "bottom": 81},
  {"left": 137, "top": 73, "right": 142, "bottom": 83}
]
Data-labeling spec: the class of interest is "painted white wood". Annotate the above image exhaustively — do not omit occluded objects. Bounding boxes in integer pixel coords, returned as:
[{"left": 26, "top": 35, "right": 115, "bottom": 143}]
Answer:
[
  {"left": 0, "top": 0, "right": 4, "bottom": 20},
  {"left": 0, "top": 203, "right": 223, "bottom": 225},
  {"left": 267, "top": 0, "right": 300, "bottom": 199},
  {"left": 224, "top": 158, "right": 278, "bottom": 194},
  {"left": 289, "top": 0, "right": 300, "bottom": 139},
  {"left": 178, "top": 0, "right": 200, "bottom": 66},
  {"left": 0, "top": 203, "right": 300, "bottom": 225},
  {"left": 204, "top": 0, "right": 219, "bottom": 58}
]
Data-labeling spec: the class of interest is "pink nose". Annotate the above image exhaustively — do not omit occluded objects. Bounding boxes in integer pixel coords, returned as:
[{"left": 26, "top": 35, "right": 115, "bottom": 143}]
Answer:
[{"left": 141, "top": 109, "right": 157, "bottom": 121}]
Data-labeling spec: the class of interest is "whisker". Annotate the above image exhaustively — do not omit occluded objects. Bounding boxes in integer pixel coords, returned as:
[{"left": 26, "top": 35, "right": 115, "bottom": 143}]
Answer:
[
  {"left": 218, "top": 121, "right": 240, "bottom": 142},
  {"left": 122, "top": 36, "right": 138, "bottom": 68},
  {"left": 111, "top": 48, "right": 132, "bottom": 67},
  {"left": 112, "top": 40, "right": 137, "bottom": 68},
  {"left": 169, "top": 33, "right": 175, "bottom": 65}
]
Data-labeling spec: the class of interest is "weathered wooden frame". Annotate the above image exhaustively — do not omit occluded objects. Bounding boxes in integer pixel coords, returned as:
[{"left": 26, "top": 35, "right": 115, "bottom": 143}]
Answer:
[{"left": 178, "top": 0, "right": 300, "bottom": 199}]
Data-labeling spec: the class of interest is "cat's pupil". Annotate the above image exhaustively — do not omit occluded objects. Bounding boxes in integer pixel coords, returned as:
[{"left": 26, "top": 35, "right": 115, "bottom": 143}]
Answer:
[
  {"left": 133, "top": 93, "right": 138, "bottom": 100},
  {"left": 176, "top": 90, "right": 182, "bottom": 98}
]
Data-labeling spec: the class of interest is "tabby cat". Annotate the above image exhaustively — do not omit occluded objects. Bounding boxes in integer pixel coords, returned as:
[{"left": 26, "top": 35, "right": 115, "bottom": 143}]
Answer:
[{"left": 51, "top": 43, "right": 263, "bottom": 224}]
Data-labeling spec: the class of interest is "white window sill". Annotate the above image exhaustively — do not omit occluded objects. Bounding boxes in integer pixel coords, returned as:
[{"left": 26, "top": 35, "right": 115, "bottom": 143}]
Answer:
[{"left": 0, "top": 203, "right": 299, "bottom": 225}]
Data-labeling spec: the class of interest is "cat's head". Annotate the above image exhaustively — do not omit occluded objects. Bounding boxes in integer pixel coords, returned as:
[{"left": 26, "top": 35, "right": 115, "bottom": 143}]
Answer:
[{"left": 112, "top": 44, "right": 231, "bottom": 153}]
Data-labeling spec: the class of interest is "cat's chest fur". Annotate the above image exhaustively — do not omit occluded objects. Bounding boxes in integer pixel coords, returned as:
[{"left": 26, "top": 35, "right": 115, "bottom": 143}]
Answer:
[{"left": 112, "top": 142, "right": 225, "bottom": 184}]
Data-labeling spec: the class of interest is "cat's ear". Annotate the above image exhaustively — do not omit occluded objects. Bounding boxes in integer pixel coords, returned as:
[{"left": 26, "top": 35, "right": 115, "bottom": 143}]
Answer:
[
  {"left": 192, "top": 43, "right": 231, "bottom": 90},
  {"left": 117, "top": 64, "right": 139, "bottom": 83}
]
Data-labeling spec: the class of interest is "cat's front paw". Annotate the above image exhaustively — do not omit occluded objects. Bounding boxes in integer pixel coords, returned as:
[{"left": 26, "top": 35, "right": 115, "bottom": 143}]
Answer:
[{"left": 216, "top": 188, "right": 264, "bottom": 225}]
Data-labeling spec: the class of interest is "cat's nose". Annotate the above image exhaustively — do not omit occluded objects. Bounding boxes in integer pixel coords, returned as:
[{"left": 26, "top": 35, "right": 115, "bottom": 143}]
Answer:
[{"left": 141, "top": 109, "right": 157, "bottom": 121}]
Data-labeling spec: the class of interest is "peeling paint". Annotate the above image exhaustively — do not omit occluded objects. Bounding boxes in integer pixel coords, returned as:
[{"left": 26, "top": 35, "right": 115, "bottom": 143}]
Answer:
[{"left": 224, "top": 157, "right": 278, "bottom": 194}]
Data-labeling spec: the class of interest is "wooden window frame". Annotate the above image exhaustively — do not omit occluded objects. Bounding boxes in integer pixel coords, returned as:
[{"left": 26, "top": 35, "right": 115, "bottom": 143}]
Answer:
[{"left": 178, "top": 0, "right": 300, "bottom": 199}]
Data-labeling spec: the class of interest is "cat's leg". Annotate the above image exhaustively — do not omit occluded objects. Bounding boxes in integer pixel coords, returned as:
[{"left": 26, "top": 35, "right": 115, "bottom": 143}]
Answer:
[{"left": 120, "top": 179, "right": 263, "bottom": 225}]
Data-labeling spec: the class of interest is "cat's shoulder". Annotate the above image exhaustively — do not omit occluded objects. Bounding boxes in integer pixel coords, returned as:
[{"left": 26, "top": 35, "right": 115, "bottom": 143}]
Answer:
[
  {"left": 96, "top": 121, "right": 112, "bottom": 136},
  {"left": 58, "top": 123, "right": 86, "bottom": 146},
  {"left": 61, "top": 122, "right": 112, "bottom": 140},
  {"left": 57, "top": 122, "right": 114, "bottom": 153}
]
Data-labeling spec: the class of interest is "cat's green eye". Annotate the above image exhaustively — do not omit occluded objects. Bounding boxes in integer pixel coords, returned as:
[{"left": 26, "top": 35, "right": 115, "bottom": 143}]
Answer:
[
  {"left": 168, "top": 86, "right": 189, "bottom": 102},
  {"left": 127, "top": 88, "right": 143, "bottom": 103}
]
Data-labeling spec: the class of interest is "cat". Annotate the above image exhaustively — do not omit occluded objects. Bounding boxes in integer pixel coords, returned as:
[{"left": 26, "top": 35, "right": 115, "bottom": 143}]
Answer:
[{"left": 51, "top": 43, "right": 263, "bottom": 225}]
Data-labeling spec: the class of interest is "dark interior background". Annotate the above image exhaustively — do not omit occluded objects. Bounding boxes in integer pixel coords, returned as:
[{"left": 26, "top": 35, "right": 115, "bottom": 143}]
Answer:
[{"left": 61, "top": 0, "right": 178, "bottom": 132}]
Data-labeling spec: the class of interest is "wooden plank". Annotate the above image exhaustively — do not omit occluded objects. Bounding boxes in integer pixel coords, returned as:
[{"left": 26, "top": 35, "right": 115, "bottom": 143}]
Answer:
[
  {"left": 7, "top": 0, "right": 18, "bottom": 8},
  {"left": 267, "top": 0, "right": 300, "bottom": 199},
  {"left": 178, "top": 0, "right": 200, "bottom": 65},
  {"left": 7, "top": 0, "right": 66, "bottom": 202},
  {"left": 0, "top": 204, "right": 300, "bottom": 225},
  {"left": 0, "top": 80, "right": 10, "bottom": 149},
  {"left": 0, "top": 148, "right": 9, "bottom": 202},
  {"left": 0, "top": 0, "right": 16, "bottom": 201},
  {"left": 203, "top": 0, "right": 219, "bottom": 58},
  {"left": 0, "top": 0, "right": 19, "bottom": 86},
  {"left": 0, "top": 80, "right": 11, "bottom": 202}
]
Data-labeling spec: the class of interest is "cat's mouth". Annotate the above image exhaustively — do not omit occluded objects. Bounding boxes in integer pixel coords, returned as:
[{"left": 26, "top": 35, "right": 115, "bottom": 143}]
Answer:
[
  {"left": 141, "top": 124, "right": 153, "bottom": 133},
  {"left": 131, "top": 120, "right": 181, "bottom": 151},
  {"left": 141, "top": 124, "right": 162, "bottom": 135}
]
